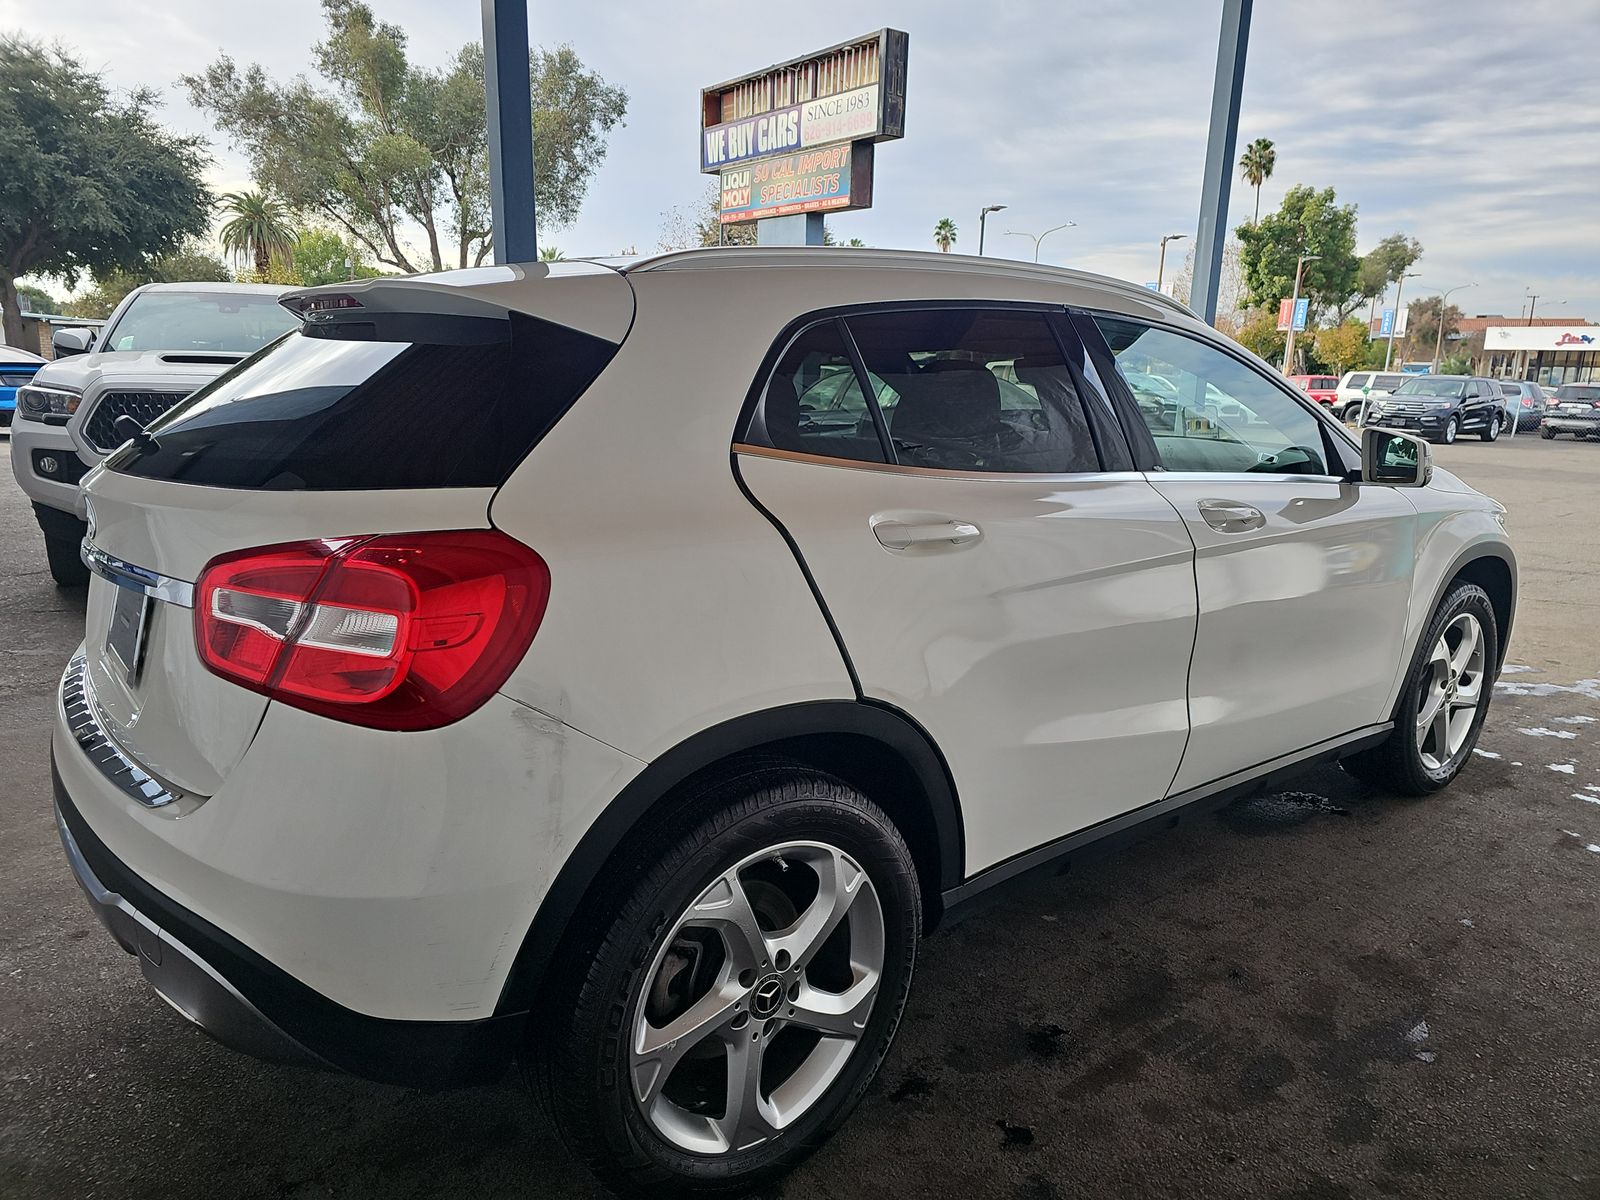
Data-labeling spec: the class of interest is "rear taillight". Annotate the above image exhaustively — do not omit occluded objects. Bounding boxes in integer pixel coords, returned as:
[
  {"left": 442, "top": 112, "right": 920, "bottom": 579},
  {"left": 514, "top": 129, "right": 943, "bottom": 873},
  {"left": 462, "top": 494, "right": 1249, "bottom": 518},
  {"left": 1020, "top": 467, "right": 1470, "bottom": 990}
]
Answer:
[{"left": 195, "top": 531, "right": 549, "bottom": 731}]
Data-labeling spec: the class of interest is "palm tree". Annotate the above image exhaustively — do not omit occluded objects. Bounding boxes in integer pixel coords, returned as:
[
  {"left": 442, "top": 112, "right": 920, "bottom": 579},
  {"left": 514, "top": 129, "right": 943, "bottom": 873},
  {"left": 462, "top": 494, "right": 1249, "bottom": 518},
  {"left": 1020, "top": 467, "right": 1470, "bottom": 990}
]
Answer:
[
  {"left": 1238, "top": 138, "right": 1277, "bottom": 224},
  {"left": 933, "top": 218, "right": 958, "bottom": 253},
  {"left": 538, "top": 246, "right": 565, "bottom": 262},
  {"left": 218, "top": 190, "right": 297, "bottom": 277}
]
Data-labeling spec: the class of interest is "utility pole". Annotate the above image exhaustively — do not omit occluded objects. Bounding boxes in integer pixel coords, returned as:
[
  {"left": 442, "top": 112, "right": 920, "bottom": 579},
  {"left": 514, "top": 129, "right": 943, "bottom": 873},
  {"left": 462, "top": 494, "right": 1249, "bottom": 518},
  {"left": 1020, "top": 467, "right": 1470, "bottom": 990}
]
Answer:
[
  {"left": 1525, "top": 290, "right": 1539, "bottom": 325},
  {"left": 1190, "top": 0, "right": 1253, "bottom": 325},
  {"left": 1281, "top": 252, "right": 1318, "bottom": 373},
  {"left": 1157, "top": 233, "right": 1186, "bottom": 292},
  {"left": 481, "top": 0, "right": 536, "bottom": 264},
  {"left": 977, "top": 205, "right": 1007, "bottom": 256},
  {"left": 1431, "top": 283, "right": 1476, "bottom": 372},
  {"left": 1384, "top": 272, "right": 1419, "bottom": 371}
]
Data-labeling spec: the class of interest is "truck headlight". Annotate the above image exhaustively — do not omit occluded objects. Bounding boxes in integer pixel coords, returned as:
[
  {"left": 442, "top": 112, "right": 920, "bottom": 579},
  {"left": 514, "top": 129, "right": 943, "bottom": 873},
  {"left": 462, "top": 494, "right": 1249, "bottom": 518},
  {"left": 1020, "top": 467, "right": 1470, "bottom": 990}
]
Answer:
[{"left": 16, "top": 384, "right": 82, "bottom": 420}]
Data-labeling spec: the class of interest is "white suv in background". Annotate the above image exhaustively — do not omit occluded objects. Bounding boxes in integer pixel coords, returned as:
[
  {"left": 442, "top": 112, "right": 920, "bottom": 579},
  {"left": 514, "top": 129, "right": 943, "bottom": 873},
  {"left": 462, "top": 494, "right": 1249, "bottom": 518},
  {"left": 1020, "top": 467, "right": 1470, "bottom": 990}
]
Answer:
[
  {"left": 52, "top": 251, "right": 1515, "bottom": 1198},
  {"left": 9, "top": 282, "right": 297, "bottom": 584},
  {"left": 1334, "top": 369, "right": 1405, "bottom": 423}
]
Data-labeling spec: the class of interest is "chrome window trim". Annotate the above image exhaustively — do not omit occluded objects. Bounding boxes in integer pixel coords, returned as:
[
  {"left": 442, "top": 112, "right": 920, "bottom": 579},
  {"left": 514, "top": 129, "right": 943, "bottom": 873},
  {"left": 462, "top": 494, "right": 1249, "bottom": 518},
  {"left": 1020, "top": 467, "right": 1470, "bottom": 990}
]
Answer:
[
  {"left": 60, "top": 653, "right": 193, "bottom": 811},
  {"left": 81, "top": 542, "right": 195, "bottom": 608},
  {"left": 733, "top": 442, "right": 1151, "bottom": 485}
]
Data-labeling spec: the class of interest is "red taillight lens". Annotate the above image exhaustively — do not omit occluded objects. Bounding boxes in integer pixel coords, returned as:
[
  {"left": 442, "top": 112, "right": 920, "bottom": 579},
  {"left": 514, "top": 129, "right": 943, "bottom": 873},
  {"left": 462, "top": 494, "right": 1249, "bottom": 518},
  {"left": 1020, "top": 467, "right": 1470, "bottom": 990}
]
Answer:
[{"left": 194, "top": 531, "right": 549, "bottom": 731}]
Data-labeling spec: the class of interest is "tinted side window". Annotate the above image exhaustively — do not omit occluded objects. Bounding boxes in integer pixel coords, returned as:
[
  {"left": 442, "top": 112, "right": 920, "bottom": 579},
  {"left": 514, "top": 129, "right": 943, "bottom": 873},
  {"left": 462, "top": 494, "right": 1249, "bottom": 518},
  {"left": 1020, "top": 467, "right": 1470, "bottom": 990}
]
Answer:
[
  {"left": 111, "top": 313, "right": 617, "bottom": 490},
  {"left": 1095, "top": 317, "right": 1330, "bottom": 476},
  {"left": 745, "top": 321, "right": 885, "bottom": 464},
  {"left": 844, "top": 309, "right": 1100, "bottom": 473},
  {"left": 1348, "top": 374, "right": 1370, "bottom": 389}
]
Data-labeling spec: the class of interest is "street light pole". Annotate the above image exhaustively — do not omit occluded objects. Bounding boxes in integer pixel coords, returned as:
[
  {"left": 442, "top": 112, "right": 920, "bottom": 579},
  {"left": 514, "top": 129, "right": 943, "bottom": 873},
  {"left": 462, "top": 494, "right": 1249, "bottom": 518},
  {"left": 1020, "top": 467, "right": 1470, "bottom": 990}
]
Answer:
[
  {"left": 1005, "top": 221, "right": 1077, "bottom": 263},
  {"left": 1525, "top": 291, "right": 1539, "bottom": 326},
  {"left": 1281, "top": 252, "right": 1318, "bottom": 373},
  {"left": 1383, "top": 271, "right": 1419, "bottom": 371},
  {"left": 1431, "top": 282, "right": 1476, "bottom": 372},
  {"left": 1157, "top": 233, "right": 1186, "bottom": 292},
  {"left": 977, "top": 205, "right": 1007, "bottom": 256}
]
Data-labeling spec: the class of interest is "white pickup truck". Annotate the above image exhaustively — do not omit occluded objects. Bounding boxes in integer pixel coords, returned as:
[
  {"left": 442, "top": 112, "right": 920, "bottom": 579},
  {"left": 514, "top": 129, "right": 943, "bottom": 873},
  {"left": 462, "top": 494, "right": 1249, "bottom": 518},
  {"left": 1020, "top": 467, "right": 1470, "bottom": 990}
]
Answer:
[{"left": 9, "top": 282, "right": 297, "bottom": 583}]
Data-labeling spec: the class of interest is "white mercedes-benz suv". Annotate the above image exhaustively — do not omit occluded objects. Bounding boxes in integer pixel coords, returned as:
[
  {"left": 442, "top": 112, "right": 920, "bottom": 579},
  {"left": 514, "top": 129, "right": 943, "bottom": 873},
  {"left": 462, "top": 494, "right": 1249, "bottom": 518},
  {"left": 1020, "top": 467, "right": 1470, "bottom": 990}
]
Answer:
[
  {"left": 52, "top": 250, "right": 1514, "bottom": 1198},
  {"left": 10, "top": 281, "right": 296, "bottom": 585}
]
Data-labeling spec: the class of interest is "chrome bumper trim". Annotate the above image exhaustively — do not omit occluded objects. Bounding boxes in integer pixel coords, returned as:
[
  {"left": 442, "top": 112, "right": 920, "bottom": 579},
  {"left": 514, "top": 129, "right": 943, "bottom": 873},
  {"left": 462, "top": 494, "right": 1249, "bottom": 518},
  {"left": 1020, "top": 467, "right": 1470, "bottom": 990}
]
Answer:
[
  {"left": 80, "top": 542, "right": 195, "bottom": 608},
  {"left": 61, "top": 653, "right": 187, "bottom": 809}
]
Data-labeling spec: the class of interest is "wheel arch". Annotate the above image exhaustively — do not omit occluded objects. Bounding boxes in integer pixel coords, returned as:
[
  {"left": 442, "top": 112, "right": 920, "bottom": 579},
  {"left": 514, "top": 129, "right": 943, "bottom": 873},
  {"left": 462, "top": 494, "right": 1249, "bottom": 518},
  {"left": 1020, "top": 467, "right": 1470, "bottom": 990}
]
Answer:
[
  {"left": 1449, "top": 549, "right": 1516, "bottom": 670},
  {"left": 494, "top": 699, "right": 965, "bottom": 1017}
]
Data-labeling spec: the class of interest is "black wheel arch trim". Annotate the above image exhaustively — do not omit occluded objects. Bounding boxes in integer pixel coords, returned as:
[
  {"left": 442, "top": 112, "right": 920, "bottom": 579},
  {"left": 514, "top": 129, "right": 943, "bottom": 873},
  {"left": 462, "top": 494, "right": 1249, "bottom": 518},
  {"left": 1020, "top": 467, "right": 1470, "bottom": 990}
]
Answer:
[
  {"left": 494, "top": 697, "right": 965, "bottom": 1016},
  {"left": 1421, "top": 541, "right": 1518, "bottom": 675}
]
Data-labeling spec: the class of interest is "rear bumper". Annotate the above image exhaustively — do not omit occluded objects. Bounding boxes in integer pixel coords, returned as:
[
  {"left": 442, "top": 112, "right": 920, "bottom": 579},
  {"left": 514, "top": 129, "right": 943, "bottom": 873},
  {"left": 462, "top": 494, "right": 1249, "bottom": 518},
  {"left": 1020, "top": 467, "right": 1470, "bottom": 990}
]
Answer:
[
  {"left": 53, "top": 760, "right": 523, "bottom": 1089},
  {"left": 1544, "top": 417, "right": 1599, "bottom": 433}
]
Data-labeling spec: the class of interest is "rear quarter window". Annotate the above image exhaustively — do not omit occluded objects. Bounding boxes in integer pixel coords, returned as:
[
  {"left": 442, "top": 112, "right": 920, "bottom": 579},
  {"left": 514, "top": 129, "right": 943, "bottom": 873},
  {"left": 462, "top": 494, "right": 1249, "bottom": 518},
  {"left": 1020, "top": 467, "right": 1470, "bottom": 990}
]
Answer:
[{"left": 108, "top": 313, "right": 618, "bottom": 490}]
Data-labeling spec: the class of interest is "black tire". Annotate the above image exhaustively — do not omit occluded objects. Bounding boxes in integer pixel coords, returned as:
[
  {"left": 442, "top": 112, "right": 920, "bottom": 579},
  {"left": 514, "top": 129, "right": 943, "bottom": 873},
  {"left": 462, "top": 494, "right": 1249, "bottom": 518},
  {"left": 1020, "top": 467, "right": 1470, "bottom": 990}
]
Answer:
[
  {"left": 1479, "top": 412, "right": 1501, "bottom": 442},
  {"left": 1540, "top": 424, "right": 1557, "bottom": 439},
  {"left": 1343, "top": 581, "right": 1498, "bottom": 796},
  {"left": 42, "top": 522, "right": 89, "bottom": 587},
  {"left": 532, "top": 763, "right": 921, "bottom": 1198}
]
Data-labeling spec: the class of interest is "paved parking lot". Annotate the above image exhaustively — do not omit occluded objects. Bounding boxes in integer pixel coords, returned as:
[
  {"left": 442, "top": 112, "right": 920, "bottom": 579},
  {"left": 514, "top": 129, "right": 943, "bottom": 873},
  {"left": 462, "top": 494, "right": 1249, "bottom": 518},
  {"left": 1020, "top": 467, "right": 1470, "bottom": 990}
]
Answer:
[{"left": 2, "top": 433, "right": 1597, "bottom": 1200}]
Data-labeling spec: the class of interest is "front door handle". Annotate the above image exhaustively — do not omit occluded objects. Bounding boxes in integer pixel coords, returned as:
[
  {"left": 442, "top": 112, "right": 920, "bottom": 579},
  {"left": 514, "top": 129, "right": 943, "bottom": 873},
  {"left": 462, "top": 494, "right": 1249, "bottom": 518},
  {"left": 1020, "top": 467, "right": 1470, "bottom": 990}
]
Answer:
[
  {"left": 872, "top": 519, "right": 983, "bottom": 550},
  {"left": 1196, "top": 498, "right": 1266, "bottom": 533}
]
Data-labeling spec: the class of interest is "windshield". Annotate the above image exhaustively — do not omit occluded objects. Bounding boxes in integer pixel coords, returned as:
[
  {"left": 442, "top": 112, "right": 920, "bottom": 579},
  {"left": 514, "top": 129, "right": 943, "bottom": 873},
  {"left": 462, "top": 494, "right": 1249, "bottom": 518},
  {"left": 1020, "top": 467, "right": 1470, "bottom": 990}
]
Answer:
[
  {"left": 101, "top": 291, "right": 300, "bottom": 354},
  {"left": 1555, "top": 385, "right": 1600, "bottom": 402},
  {"left": 1394, "top": 377, "right": 1466, "bottom": 398}
]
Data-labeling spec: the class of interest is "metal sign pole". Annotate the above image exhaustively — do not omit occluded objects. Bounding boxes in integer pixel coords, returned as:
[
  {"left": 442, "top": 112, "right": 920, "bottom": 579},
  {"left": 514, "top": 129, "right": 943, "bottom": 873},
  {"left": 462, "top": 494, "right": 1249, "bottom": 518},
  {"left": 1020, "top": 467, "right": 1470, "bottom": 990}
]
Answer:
[
  {"left": 1189, "top": 0, "right": 1252, "bottom": 326},
  {"left": 482, "top": 0, "right": 537, "bottom": 264}
]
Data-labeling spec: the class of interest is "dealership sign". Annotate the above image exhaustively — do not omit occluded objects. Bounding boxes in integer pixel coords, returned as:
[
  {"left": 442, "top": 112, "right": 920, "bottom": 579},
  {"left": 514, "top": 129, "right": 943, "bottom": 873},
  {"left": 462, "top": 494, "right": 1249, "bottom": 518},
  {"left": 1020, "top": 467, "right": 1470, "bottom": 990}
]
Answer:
[
  {"left": 701, "top": 29, "right": 907, "bottom": 224},
  {"left": 1484, "top": 325, "right": 1600, "bottom": 352},
  {"left": 719, "top": 143, "right": 874, "bottom": 223}
]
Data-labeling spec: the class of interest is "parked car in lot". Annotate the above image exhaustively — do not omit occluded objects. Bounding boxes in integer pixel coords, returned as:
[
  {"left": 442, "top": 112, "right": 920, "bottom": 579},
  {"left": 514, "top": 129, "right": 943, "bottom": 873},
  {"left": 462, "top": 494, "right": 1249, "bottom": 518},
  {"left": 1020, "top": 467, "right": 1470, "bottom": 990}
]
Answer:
[
  {"left": 1540, "top": 383, "right": 1600, "bottom": 439},
  {"left": 51, "top": 250, "right": 1515, "bottom": 1199},
  {"left": 1285, "top": 373, "right": 1340, "bottom": 409},
  {"left": 1363, "top": 374, "right": 1507, "bottom": 443},
  {"left": 0, "top": 343, "right": 46, "bottom": 428},
  {"left": 1335, "top": 370, "right": 1405, "bottom": 423},
  {"left": 1497, "top": 380, "right": 1548, "bottom": 432},
  {"left": 8, "top": 282, "right": 298, "bottom": 584}
]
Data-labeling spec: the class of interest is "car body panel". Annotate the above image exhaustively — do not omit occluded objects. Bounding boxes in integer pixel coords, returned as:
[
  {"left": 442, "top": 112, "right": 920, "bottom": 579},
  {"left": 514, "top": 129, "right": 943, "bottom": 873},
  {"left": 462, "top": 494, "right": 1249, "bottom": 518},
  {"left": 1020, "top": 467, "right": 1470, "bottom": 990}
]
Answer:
[
  {"left": 0, "top": 344, "right": 46, "bottom": 423},
  {"left": 1143, "top": 474, "right": 1420, "bottom": 791},
  {"left": 738, "top": 451, "right": 1198, "bottom": 873}
]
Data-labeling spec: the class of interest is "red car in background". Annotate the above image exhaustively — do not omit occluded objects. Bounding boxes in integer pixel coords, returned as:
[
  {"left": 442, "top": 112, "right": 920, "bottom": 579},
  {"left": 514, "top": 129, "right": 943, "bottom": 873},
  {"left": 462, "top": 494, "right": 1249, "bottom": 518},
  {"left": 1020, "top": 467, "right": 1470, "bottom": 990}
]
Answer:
[{"left": 1285, "top": 374, "right": 1340, "bottom": 408}]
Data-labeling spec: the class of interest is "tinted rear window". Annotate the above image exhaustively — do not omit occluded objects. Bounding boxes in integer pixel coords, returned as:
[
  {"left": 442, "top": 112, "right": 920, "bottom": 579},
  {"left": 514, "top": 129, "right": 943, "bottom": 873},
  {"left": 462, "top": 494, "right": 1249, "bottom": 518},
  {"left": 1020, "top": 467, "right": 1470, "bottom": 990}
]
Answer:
[{"left": 109, "top": 313, "right": 617, "bottom": 490}]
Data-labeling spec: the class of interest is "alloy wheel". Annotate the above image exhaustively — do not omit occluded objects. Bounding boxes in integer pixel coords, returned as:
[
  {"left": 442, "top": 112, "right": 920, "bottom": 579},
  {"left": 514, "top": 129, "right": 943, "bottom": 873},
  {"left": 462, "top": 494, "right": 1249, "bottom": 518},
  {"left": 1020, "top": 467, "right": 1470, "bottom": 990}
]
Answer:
[
  {"left": 1415, "top": 611, "right": 1486, "bottom": 771},
  {"left": 1443, "top": 416, "right": 1458, "bottom": 444},
  {"left": 630, "top": 841, "right": 885, "bottom": 1156}
]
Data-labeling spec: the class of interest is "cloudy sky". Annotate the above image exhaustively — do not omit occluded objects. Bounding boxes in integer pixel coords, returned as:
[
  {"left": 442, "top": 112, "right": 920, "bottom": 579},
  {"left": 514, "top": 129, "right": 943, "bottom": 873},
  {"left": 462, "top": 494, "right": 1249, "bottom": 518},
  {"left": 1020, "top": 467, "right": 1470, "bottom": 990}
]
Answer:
[{"left": 5, "top": 0, "right": 1598, "bottom": 322}]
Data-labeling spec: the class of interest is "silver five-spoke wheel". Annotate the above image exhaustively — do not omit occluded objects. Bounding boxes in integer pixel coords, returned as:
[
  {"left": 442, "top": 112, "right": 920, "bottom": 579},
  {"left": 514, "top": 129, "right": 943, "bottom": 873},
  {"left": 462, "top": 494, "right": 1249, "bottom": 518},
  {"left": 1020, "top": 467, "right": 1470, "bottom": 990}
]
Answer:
[
  {"left": 1415, "top": 611, "right": 1485, "bottom": 771},
  {"left": 631, "top": 841, "right": 885, "bottom": 1156}
]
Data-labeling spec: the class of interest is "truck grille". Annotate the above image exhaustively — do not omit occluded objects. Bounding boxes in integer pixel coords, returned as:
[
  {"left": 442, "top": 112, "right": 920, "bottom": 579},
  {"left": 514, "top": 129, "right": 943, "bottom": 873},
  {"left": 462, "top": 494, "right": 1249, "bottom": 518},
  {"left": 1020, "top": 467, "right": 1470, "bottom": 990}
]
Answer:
[
  {"left": 1382, "top": 401, "right": 1441, "bottom": 416},
  {"left": 83, "top": 390, "right": 193, "bottom": 451}
]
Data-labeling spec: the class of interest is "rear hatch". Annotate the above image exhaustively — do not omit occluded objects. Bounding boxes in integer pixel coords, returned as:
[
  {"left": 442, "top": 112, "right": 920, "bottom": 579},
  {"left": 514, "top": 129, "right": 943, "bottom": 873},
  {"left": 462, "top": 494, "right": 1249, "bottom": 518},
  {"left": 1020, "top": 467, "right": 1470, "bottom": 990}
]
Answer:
[{"left": 75, "top": 263, "right": 633, "bottom": 800}]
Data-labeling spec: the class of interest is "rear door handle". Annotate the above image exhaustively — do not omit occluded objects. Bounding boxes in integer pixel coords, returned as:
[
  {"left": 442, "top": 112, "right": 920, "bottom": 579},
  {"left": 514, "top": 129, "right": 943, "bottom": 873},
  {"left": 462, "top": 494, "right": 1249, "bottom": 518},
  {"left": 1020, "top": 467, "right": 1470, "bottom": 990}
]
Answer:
[
  {"left": 872, "top": 519, "right": 983, "bottom": 550},
  {"left": 1196, "top": 498, "right": 1265, "bottom": 533}
]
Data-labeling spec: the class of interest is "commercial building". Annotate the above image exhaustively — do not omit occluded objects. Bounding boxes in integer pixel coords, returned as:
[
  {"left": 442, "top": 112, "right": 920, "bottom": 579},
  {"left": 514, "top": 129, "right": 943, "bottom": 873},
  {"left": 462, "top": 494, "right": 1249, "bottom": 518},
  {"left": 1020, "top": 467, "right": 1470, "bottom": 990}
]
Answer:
[{"left": 1479, "top": 322, "right": 1599, "bottom": 385}]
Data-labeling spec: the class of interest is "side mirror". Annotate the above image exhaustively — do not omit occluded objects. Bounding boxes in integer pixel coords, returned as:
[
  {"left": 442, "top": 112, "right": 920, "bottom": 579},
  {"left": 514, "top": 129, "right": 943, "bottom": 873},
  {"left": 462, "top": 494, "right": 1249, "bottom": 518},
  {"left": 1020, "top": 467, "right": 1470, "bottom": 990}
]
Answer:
[
  {"left": 51, "top": 327, "right": 94, "bottom": 357},
  {"left": 1362, "top": 427, "right": 1432, "bottom": 487}
]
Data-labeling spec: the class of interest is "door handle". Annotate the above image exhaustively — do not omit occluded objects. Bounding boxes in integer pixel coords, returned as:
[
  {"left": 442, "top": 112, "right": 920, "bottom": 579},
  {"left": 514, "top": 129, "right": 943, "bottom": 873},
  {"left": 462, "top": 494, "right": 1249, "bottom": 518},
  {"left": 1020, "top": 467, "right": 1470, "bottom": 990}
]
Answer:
[
  {"left": 1196, "top": 498, "right": 1265, "bottom": 533},
  {"left": 871, "top": 519, "right": 983, "bottom": 550}
]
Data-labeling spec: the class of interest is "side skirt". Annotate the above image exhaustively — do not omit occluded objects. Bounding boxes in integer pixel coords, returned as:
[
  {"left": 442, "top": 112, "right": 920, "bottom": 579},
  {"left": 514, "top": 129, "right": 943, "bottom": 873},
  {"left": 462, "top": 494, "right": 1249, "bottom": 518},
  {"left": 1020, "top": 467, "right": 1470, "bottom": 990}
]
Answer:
[{"left": 939, "top": 723, "right": 1392, "bottom": 919}]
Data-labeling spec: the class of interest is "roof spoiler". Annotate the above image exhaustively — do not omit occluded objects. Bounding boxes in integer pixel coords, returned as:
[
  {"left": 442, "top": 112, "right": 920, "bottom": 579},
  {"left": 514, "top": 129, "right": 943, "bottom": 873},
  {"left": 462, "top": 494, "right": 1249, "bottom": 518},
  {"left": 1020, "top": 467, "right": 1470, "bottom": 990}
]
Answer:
[{"left": 280, "top": 279, "right": 515, "bottom": 346}]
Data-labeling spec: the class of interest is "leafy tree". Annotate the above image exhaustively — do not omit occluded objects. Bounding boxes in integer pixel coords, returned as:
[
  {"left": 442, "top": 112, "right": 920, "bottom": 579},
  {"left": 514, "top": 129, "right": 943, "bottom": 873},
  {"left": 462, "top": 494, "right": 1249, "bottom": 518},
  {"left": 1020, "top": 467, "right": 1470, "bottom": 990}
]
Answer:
[
  {"left": 933, "top": 217, "right": 957, "bottom": 253},
  {"left": 1401, "top": 295, "right": 1463, "bottom": 365},
  {"left": 1237, "top": 137, "right": 1276, "bottom": 225},
  {"left": 63, "top": 247, "right": 232, "bottom": 319},
  {"left": 1439, "top": 352, "right": 1474, "bottom": 375},
  {"left": 1353, "top": 232, "right": 1423, "bottom": 323},
  {"left": 293, "top": 227, "right": 382, "bottom": 286},
  {"left": 657, "top": 182, "right": 756, "bottom": 250},
  {"left": 0, "top": 37, "right": 211, "bottom": 345},
  {"left": 218, "top": 190, "right": 298, "bottom": 276},
  {"left": 844, "top": 238, "right": 868, "bottom": 248},
  {"left": 1315, "top": 321, "right": 1370, "bottom": 374},
  {"left": 185, "top": 0, "right": 626, "bottom": 272},
  {"left": 1236, "top": 184, "right": 1359, "bottom": 321},
  {"left": 1234, "top": 306, "right": 1285, "bottom": 363},
  {"left": 17, "top": 284, "right": 61, "bottom": 314}
]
